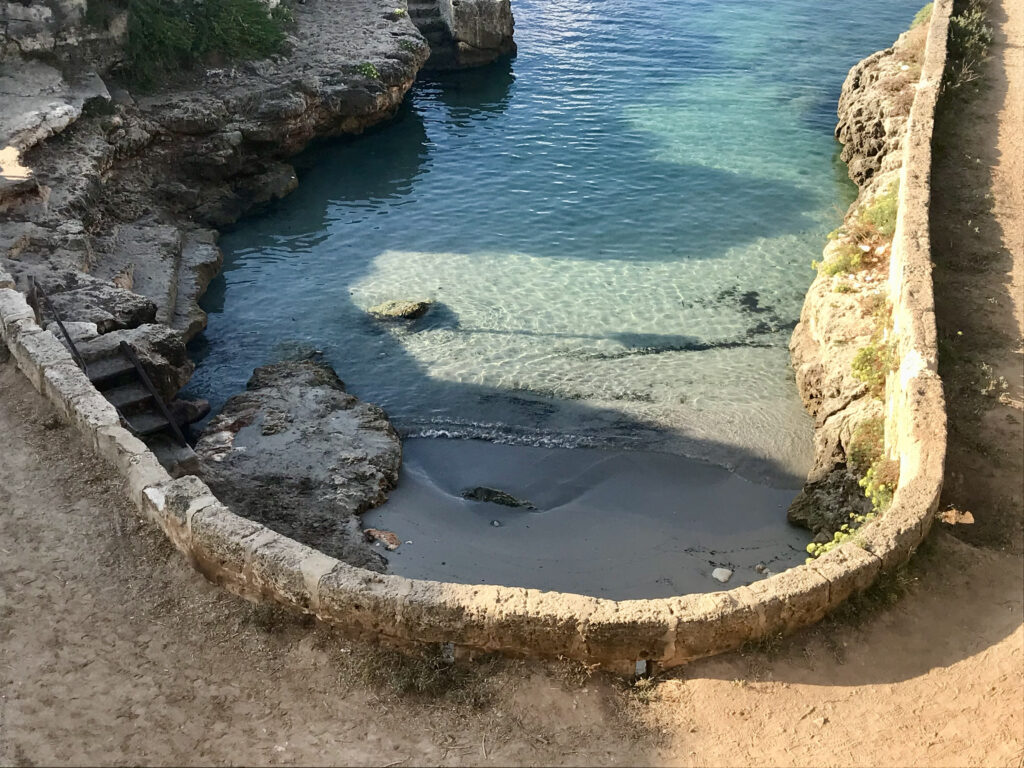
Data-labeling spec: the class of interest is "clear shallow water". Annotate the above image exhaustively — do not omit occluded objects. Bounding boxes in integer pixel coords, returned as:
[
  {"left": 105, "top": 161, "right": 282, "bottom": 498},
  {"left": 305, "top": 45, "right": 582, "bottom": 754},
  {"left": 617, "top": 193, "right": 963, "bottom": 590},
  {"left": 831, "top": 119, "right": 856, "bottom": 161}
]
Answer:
[{"left": 189, "top": 0, "right": 923, "bottom": 486}]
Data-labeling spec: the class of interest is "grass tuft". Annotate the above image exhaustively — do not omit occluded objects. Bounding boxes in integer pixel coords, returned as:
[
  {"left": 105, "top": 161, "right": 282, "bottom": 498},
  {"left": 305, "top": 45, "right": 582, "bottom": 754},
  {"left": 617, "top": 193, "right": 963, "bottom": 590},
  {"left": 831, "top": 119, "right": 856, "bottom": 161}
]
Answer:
[{"left": 89, "top": 0, "right": 292, "bottom": 90}]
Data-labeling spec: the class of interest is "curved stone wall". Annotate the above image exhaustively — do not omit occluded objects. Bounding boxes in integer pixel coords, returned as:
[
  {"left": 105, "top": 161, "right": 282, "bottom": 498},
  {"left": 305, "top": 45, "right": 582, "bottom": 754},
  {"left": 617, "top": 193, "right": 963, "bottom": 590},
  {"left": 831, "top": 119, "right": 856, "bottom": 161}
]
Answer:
[{"left": 0, "top": 0, "right": 950, "bottom": 674}]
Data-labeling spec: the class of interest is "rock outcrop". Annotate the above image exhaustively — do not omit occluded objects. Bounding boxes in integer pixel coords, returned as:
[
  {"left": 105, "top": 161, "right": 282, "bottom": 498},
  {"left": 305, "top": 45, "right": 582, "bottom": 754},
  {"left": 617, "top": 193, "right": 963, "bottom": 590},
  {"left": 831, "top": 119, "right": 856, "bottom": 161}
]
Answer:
[
  {"left": 788, "top": 26, "right": 926, "bottom": 535},
  {"left": 1, "top": 0, "right": 431, "bottom": 419},
  {"left": 409, "top": 0, "right": 514, "bottom": 69},
  {"left": 195, "top": 360, "right": 403, "bottom": 571}
]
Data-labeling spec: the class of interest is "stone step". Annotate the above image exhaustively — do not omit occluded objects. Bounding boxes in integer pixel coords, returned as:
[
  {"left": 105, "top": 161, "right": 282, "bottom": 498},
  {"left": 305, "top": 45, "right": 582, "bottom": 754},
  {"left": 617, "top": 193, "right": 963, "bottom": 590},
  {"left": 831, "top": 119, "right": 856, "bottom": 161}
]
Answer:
[
  {"left": 103, "top": 382, "right": 154, "bottom": 413},
  {"left": 124, "top": 410, "right": 172, "bottom": 437},
  {"left": 86, "top": 355, "right": 135, "bottom": 389}
]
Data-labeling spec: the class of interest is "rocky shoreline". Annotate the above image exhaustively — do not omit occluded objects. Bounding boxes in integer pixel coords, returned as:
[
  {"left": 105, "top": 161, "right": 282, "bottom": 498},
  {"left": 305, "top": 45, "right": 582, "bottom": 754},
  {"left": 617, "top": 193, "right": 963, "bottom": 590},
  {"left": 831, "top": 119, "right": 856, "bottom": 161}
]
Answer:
[{"left": 788, "top": 20, "right": 929, "bottom": 540}]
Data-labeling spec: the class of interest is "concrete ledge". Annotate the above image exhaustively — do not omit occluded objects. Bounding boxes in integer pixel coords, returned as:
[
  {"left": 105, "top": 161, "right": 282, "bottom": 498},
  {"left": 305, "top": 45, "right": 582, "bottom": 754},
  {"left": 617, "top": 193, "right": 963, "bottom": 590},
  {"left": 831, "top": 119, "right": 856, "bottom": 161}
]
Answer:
[{"left": 0, "top": 0, "right": 951, "bottom": 671}]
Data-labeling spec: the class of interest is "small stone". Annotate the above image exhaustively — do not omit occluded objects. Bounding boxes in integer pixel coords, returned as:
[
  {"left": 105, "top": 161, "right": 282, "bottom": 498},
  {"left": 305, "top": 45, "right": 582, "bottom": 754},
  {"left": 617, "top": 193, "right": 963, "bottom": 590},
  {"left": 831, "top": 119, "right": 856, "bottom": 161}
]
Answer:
[
  {"left": 491, "top": 520, "right": 502, "bottom": 527},
  {"left": 754, "top": 562, "right": 767, "bottom": 573},
  {"left": 367, "top": 299, "right": 431, "bottom": 320},
  {"left": 364, "top": 528, "right": 401, "bottom": 550},
  {"left": 712, "top": 567, "right": 733, "bottom": 583}
]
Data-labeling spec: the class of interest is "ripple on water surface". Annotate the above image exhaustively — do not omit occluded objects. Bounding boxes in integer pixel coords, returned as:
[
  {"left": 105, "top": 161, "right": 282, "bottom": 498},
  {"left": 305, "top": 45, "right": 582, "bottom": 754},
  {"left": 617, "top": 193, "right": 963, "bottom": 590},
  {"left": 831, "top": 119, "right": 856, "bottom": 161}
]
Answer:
[{"left": 190, "top": 0, "right": 928, "bottom": 594}]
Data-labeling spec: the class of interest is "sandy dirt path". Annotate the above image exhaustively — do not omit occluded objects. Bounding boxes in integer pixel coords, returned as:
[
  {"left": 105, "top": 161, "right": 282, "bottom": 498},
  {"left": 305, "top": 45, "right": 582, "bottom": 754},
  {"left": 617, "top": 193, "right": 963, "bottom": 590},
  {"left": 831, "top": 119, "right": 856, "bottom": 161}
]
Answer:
[{"left": 1, "top": 1, "right": 1022, "bottom": 765}]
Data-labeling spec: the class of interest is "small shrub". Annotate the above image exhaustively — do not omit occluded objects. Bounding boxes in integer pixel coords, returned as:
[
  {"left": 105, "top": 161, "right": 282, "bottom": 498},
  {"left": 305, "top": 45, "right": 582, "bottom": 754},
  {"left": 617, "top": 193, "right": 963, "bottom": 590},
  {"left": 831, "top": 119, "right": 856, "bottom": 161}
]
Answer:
[
  {"left": 859, "top": 456, "right": 900, "bottom": 512},
  {"left": 860, "top": 180, "right": 900, "bottom": 239},
  {"left": 393, "top": 7, "right": 406, "bottom": 16},
  {"left": 817, "top": 244, "right": 865, "bottom": 276},
  {"left": 848, "top": 417, "right": 885, "bottom": 474},
  {"left": 852, "top": 339, "right": 898, "bottom": 398},
  {"left": 356, "top": 61, "right": 380, "bottom": 79},
  {"left": 111, "top": 0, "right": 291, "bottom": 89},
  {"left": 399, "top": 38, "right": 422, "bottom": 53},
  {"left": 912, "top": 3, "right": 934, "bottom": 28},
  {"left": 806, "top": 510, "right": 878, "bottom": 560},
  {"left": 945, "top": 0, "right": 993, "bottom": 90}
]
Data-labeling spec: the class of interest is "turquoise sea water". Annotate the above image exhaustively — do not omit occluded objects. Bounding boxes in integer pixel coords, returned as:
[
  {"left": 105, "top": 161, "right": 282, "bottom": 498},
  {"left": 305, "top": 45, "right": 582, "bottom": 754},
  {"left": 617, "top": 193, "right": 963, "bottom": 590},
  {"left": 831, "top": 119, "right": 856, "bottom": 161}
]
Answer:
[{"left": 189, "top": 0, "right": 922, "bottom": 486}]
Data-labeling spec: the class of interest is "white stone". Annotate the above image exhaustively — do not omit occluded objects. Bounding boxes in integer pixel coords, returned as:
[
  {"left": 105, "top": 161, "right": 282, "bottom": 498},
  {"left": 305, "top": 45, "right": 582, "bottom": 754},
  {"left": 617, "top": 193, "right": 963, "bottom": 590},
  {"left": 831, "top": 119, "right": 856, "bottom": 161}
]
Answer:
[{"left": 712, "top": 567, "right": 733, "bottom": 583}]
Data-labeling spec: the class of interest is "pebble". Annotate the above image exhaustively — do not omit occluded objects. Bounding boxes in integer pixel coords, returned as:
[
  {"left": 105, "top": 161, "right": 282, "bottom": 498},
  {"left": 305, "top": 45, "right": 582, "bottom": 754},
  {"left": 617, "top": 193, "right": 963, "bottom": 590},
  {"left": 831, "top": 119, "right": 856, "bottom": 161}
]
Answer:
[
  {"left": 491, "top": 520, "right": 502, "bottom": 527},
  {"left": 755, "top": 562, "right": 767, "bottom": 573},
  {"left": 712, "top": 567, "right": 733, "bottom": 583}
]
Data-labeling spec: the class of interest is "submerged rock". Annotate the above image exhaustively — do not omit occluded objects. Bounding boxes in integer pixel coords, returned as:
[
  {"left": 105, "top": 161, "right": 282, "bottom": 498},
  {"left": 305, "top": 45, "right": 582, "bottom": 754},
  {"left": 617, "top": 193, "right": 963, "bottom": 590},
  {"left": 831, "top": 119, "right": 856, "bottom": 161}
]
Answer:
[
  {"left": 461, "top": 486, "right": 536, "bottom": 510},
  {"left": 195, "top": 360, "right": 402, "bottom": 571},
  {"left": 367, "top": 299, "right": 432, "bottom": 320}
]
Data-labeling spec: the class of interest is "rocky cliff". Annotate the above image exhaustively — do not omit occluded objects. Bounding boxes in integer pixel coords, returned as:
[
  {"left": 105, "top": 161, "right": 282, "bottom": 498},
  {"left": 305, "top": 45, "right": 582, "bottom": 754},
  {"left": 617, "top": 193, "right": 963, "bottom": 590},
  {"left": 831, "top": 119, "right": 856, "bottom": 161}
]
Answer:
[
  {"left": 1, "top": 0, "right": 430, "bottom": 404},
  {"left": 788, "top": 22, "right": 928, "bottom": 538}
]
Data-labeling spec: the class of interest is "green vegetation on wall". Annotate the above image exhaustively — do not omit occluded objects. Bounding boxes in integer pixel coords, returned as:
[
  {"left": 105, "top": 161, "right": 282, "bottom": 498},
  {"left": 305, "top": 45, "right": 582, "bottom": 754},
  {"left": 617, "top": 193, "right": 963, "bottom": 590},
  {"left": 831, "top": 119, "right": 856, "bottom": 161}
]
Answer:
[
  {"left": 946, "top": 0, "right": 994, "bottom": 89},
  {"left": 88, "top": 0, "right": 292, "bottom": 89},
  {"left": 912, "top": 3, "right": 934, "bottom": 29}
]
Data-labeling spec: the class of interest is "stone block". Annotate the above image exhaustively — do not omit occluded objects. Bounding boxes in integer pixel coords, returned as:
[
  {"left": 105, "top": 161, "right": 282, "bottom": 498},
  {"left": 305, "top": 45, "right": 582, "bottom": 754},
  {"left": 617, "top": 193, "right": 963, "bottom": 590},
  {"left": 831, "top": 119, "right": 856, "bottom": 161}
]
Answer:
[
  {"left": 248, "top": 533, "right": 322, "bottom": 611},
  {"left": 0, "top": 288, "right": 34, "bottom": 337},
  {"left": 189, "top": 503, "right": 267, "bottom": 589},
  {"left": 94, "top": 424, "right": 150, "bottom": 475},
  {"left": 807, "top": 544, "right": 883, "bottom": 611},
  {"left": 123, "top": 450, "right": 174, "bottom": 510},
  {"left": 42, "top": 362, "right": 97, "bottom": 422},
  {"left": 744, "top": 566, "right": 830, "bottom": 634},
  {"left": 11, "top": 326, "right": 74, "bottom": 391}
]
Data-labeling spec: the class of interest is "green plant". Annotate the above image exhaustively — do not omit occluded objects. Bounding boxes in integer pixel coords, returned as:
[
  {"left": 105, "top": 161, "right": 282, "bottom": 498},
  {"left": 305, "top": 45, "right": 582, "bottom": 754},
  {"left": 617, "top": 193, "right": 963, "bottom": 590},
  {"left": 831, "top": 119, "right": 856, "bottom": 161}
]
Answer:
[
  {"left": 860, "top": 180, "right": 900, "bottom": 239},
  {"left": 806, "top": 510, "right": 879, "bottom": 560},
  {"left": 816, "top": 244, "right": 865, "bottom": 276},
  {"left": 945, "top": 0, "right": 993, "bottom": 90},
  {"left": 848, "top": 416, "right": 885, "bottom": 474},
  {"left": 852, "top": 339, "right": 898, "bottom": 398},
  {"left": 859, "top": 456, "right": 900, "bottom": 512},
  {"left": 912, "top": 3, "right": 934, "bottom": 28},
  {"left": 356, "top": 61, "right": 380, "bottom": 79},
  {"left": 112, "top": 0, "right": 291, "bottom": 89},
  {"left": 393, "top": 7, "right": 406, "bottom": 16},
  {"left": 399, "top": 38, "right": 422, "bottom": 53}
]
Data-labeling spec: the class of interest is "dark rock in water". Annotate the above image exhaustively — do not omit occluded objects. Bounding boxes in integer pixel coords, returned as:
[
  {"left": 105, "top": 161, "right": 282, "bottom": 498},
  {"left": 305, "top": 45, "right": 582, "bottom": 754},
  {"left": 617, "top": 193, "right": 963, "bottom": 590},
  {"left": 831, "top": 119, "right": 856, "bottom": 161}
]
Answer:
[
  {"left": 367, "top": 299, "right": 431, "bottom": 320},
  {"left": 194, "top": 360, "right": 402, "bottom": 571},
  {"left": 461, "top": 486, "right": 536, "bottom": 510},
  {"left": 787, "top": 469, "right": 873, "bottom": 535},
  {"left": 169, "top": 397, "right": 210, "bottom": 427}
]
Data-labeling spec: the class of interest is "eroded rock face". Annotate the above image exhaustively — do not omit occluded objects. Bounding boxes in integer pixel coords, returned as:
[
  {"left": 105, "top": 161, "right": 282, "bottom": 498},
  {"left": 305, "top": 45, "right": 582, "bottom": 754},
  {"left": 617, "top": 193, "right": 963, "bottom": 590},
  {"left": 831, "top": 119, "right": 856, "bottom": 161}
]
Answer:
[
  {"left": 195, "top": 360, "right": 402, "bottom": 571},
  {"left": 439, "top": 0, "right": 516, "bottom": 68},
  {"left": 835, "top": 24, "right": 927, "bottom": 190},
  {"left": 788, "top": 27, "right": 924, "bottom": 535}
]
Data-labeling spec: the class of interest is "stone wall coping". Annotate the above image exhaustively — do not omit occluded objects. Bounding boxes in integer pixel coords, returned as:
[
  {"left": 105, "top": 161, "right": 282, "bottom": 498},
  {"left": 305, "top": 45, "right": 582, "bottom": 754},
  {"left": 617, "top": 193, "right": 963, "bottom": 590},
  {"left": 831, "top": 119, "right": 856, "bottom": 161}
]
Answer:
[{"left": 0, "top": 0, "right": 950, "bottom": 673}]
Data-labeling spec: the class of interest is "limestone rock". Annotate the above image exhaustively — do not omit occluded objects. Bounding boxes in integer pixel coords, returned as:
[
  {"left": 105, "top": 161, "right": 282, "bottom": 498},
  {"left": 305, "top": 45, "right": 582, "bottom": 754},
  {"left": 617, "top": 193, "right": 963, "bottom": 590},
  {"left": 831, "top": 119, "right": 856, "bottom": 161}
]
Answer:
[
  {"left": 46, "top": 277, "right": 157, "bottom": 334},
  {"left": 368, "top": 299, "right": 431, "bottom": 320},
  {"left": 195, "top": 360, "right": 402, "bottom": 571},
  {"left": 77, "top": 323, "right": 194, "bottom": 402},
  {"left": 787, "top": 469, "right": 874, "bottom": 534}
]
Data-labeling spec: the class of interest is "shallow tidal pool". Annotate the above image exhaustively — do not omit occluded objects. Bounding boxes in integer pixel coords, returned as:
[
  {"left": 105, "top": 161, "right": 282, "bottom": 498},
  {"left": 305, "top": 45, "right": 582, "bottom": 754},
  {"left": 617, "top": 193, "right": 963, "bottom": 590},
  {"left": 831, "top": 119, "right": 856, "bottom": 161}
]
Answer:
[{"left": 188, "top": 0, "right": 924, "bottom": 596}]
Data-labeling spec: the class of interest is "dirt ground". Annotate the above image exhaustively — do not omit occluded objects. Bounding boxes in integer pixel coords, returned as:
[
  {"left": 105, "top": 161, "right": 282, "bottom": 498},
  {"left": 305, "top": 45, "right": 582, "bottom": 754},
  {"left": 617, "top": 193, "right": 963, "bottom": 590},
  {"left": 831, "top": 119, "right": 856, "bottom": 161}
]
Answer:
[{"left": 1, "top": 1, "right": 1022, "bottom": 765}]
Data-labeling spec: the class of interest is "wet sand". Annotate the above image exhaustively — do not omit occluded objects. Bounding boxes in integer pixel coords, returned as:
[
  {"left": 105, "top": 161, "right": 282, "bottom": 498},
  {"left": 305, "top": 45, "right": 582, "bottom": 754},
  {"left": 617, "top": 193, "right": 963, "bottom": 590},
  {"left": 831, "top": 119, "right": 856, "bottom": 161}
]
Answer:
[{"left": 360, "top": 438, "right": 810, "bottom": 599}]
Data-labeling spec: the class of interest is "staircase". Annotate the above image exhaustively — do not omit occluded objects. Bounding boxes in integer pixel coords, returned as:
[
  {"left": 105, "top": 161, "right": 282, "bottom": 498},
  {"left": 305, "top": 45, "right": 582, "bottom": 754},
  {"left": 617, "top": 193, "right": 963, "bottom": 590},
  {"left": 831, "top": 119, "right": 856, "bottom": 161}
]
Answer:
[
  {"left": 28, "top": 280, "right": 187, "bottom": 446},
  {"left": 407, "top": 0, "right": 458, "bottom": 69}
]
